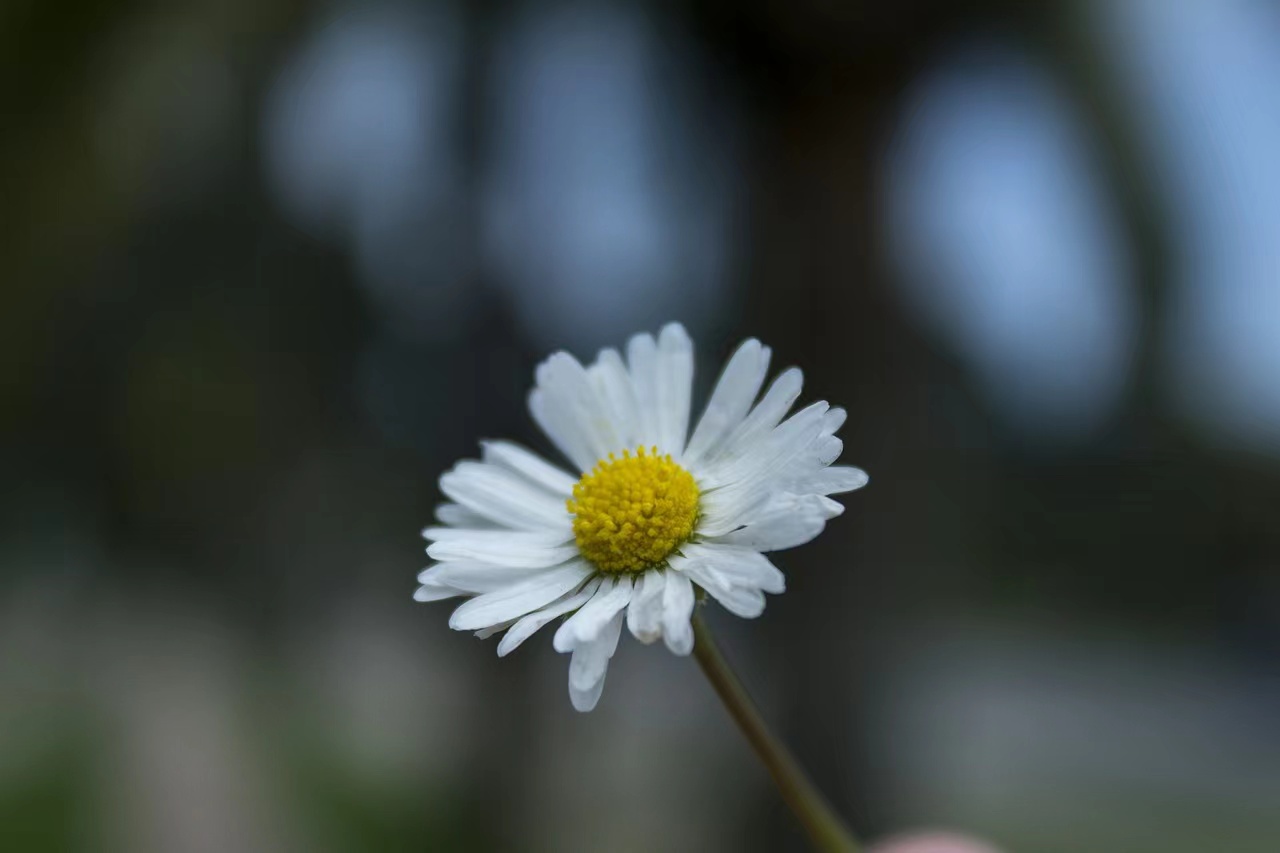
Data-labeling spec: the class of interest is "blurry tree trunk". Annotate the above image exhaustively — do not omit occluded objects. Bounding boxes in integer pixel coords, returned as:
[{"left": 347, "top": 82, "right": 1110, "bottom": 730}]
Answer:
[
  {"left": 694, "top": 7, "right": 970, "bottom": 843},
  {"left": 691, "top": 1, "right": 1188, "bottom": 846}
]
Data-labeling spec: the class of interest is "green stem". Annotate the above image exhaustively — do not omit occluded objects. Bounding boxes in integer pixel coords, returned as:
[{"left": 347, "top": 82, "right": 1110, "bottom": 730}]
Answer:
[{"left": 691, "top": 610, "right": 861, "bottom": 852}]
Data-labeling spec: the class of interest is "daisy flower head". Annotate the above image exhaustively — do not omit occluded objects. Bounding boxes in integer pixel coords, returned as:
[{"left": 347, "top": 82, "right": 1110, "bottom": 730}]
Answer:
[{"left": 415, "top": 323, "right": 868, "bottom": 711}]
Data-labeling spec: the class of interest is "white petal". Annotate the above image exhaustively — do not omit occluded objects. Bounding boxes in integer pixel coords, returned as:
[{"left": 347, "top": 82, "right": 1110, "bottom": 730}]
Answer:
[
  {"left": 479, "top": 441, "right": 577, "bottom": 496},
  {"left": 698, "top": 402, "right": 831, "bottom": 534},
  {"left": 569, "top": 669, "right": 608, "bottom": 712},
  {"left": 529, "top": 352, "right": 613, "bottom": 472},
  {"left": 568, "top": 609, "right": 625, "bottom": 711},
  {"left": 655, "top": 323, "right": 694, "bottom": 456},
  {"left": 823, "top": 406, "right": 847, "bottom": 435},
  {"left": 672, "top": 556, "right": 766, "bottom": 619},
  {"left": 704, "top": 579, "right": 766, "bottom": 618},
  {"left": 417, "top": 560, "right": 546, "bottom": 594},
  {"left": 693, "top": 493, "right": 762, "bottom": 539},
  {"left": 413, "top": 584, "right": 461, "bottom": 602},
  {"left": 717, "top": 515, "right": 827, "bottom": 553},
  {"left": 626, "top": 330, "right": 662, "bottom": 449},
  {"left": 553, "top": 576, "right": 633, "bottom": 652},
  {"left": 706, "top": 367, "right": 803, "bottom": 466},
  {"left": 448, "top": 561, "right": 593, "bottom": 631},
  {"left": 817, "top": 495, "right": 844, "bottom": 515},
  {"left": 670, "top": 553, "right": 731, "bottom": 592},
  {"left": 678, "top": 543, "right": 786, "bottom": 594},
  {"left": 426, "top": 529, "right": 575, "bottom": 568},
  {"left": 440, "top": 461, "right": 569, "bottom": 531},
  {"left": 433, "top": 503, "right": 497, "bottom": 529},
  {"left": 684, "top": 339, "right": 771, "bottom": 464},
  {"left": 497, "top": 578, "right": 601, "bottom": 657},
  {"left": 718, "top": 400, "right": 829, "bottom": 485},
  {"left": 589, "top": 348, "right": 642, "bottom": 450},
  {"left": 768, "top": 440, "right": 862, "bottom": 498},
  {"left": 626, "top": 569, "right": 667, "bottom": 644},
  {"left": 660, "top": 569, "right": 695, "bottom": 655},
  {"left": 713, "top": 494, "right": 841, "bottom": 552},
  {"left": 568, "top": 608, "right": 625, "bottom": 691},
  {"left": 814, "top": 435, "right": 843, "bottom": 466},
  {"left": 796, "top": 466, "right": 869, "bottom": 496},
  {"left": 422, "top": 526, "right": 569, "bottom": 543},
  {"left": 474, "top": 620, "right": 515, "bottom": 640}
]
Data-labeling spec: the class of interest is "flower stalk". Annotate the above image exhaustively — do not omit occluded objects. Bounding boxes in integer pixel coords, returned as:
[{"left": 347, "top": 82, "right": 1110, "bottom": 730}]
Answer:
[{"left": 691, "top": 610, "right": 861, "bottom": 852}]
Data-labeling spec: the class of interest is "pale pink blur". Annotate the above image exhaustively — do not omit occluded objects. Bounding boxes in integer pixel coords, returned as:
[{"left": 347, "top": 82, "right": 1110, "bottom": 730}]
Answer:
[{"left": 871, "top": 832, "right": 1003, "bottom": 853}]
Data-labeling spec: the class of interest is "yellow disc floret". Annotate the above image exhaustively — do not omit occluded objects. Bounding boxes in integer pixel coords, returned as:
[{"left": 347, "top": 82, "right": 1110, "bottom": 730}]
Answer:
[{"left": 568, "top": 446, "right": 700, "bottom": 573}]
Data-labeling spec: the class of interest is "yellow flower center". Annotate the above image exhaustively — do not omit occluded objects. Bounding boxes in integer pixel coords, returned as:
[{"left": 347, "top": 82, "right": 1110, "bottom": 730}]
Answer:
[{"left": 567, "top": 446, "right": 700, "bottom": 573}]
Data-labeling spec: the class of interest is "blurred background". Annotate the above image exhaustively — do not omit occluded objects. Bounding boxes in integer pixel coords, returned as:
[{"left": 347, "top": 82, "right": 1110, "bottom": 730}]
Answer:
[{"left": 3, "top": 0, "right": 1279, "bottom": 850}]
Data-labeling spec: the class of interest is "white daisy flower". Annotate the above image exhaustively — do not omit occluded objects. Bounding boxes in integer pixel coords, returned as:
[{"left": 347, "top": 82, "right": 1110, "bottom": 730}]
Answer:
[{"left": 414, "top": 323, "right": 868, "bottom": 711}]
